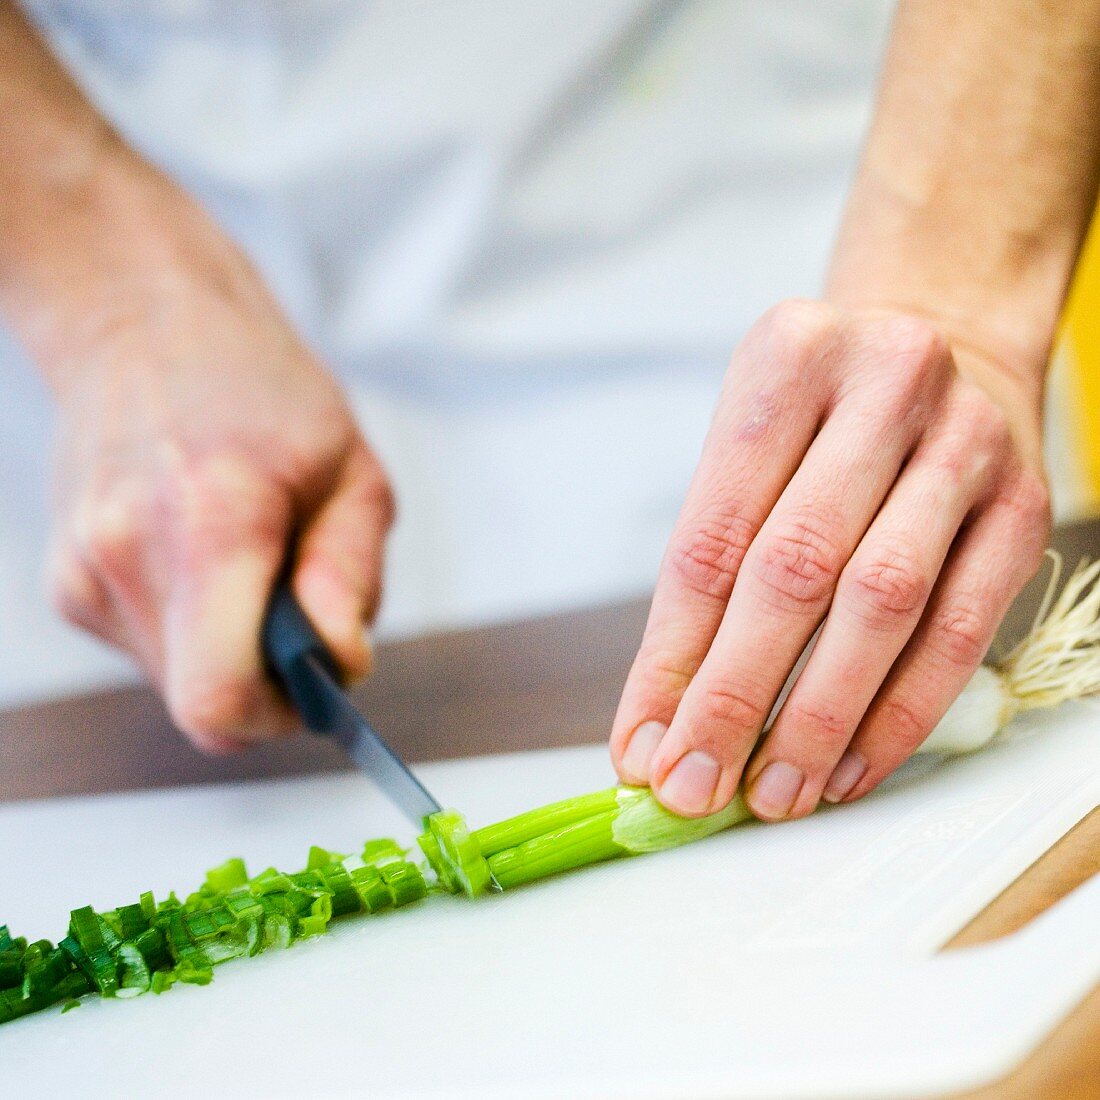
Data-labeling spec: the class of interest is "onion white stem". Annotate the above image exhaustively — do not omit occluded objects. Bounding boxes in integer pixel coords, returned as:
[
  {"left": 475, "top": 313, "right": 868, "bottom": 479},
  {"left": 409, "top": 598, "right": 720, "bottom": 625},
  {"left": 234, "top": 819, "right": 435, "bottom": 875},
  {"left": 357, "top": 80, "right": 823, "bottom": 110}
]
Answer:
[{"left": 918, "top": 553, "right": 1100, "bottom": 756}]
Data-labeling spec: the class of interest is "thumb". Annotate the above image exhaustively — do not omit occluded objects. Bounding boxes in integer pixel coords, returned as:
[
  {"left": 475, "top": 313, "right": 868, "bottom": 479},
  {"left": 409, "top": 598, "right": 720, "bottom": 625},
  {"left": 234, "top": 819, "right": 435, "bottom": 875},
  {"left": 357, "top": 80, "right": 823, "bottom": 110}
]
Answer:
[
  {"left": 291, "top": 442, "right": 395, "bottom": 683},
  {"left": 161, "top": 465, "right": 296, "bottom": 751}
]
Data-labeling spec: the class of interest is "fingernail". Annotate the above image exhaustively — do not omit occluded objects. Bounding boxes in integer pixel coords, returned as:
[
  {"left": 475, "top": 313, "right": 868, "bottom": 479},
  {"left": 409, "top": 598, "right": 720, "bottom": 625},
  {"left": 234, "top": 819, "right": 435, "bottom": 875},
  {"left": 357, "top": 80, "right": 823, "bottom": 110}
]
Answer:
[
  {"left": 657, "top": 750, "right": 721, "bottom": 815},
  {"left": 747, "top": 761, "right": 803, "bottom": 820},
  {"left": 823, "top": 750, "right": 867, "bottom": 803},
  {"left": 620, "top": 721, "right": 666, "bottom": 782}
]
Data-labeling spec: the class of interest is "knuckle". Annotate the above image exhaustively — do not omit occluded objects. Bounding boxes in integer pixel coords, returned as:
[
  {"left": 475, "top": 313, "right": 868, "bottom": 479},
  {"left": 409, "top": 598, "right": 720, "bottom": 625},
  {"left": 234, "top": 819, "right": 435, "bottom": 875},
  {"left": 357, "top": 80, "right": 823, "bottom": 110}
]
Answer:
[
  {"left": 346, "top": 444, "right": 398, "bottom": 530},
  {"left": 169, "top": 456, "right": 285, "bottom": 554},
  {"left": 971, "top": 399, "right": 1013, "bottom": 455},
  {"left": 751, "top": 511, "right": 844, "bottom": 611},
  {"left": 844, "top": 548, "right": 930, "bottom": 628},
  {"left": 1004, "top": 472, "right": 1052, "bottom": 535},
  {"left": 697, "top": 679, "right": 766, "bottom": 737},
  {"left": 927, "top": 438, "right": 972, "bottom": 489},
  {"left": 928, "top": 599, "right": 989, "bottom": 669},
  {"left": 84, "top": 482, "right": 149, "bottom": 574},
  {"left": 879, "top": 316, "right": 949, "bottom": 379},
  {"left": 48, "top": 576, "right": 78, "bottom": 624},
  {"left": 169, "top": 676, "right": 254, "bottom": 740},
  {"left": 47, "top": 554, "right": 97, "bottom": 628},
  {"left": 366, "top": 474, "right": 397, "bottom": 531},
  {"left": 755, "top": 299, "right": 841, "bottom": 364},
  {"left": 667, "top": 509, "right": 756, "bottom": 602},
  {"left": 171, "top": 463, "right": 234, "bottom": 534},
  {"left": 874, "top": 694, "right": 933, "bottom": 752},
  {"left": 49, "top": 579, "right": 83, "bottom": 626},
  {"left": 632, "top": 644, "right": 695, "bottom": 698},
  {"left": 864, "top": 320, "right": 952, "bottom": 420},
  {"left": 782, "top": 699, "right": 851, "bottom": 749},
  {"left": 927, "top": 396, "right": 1011, "bottom": 489},
  {"left": 950, "top": 388, "right": 1012, "bottom": 457}
]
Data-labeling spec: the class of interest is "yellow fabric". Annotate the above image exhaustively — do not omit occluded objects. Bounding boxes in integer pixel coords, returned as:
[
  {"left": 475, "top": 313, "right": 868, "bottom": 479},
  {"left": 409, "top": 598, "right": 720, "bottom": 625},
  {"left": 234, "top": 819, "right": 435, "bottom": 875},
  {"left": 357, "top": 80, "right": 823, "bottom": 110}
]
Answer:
[{"left": 1060, "top": 215, "right": 1100, "bottom": 509}]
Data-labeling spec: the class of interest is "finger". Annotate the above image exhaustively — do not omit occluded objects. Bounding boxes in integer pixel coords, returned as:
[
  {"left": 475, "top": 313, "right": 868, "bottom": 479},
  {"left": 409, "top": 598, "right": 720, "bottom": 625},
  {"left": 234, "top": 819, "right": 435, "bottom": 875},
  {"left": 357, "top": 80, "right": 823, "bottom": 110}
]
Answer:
[
  {"left": 744, "top": 447, "right": 978, "bottom": 820},
  {"left": 160, "top": 459, "right": 298, "bottom": 750},
  {"left": 292, "top": 441, "right": 395, "bottom": 683},
  {"left": 46, "top": 541, "right": 129, "bottom": 650},
  {"left": 611, "top": 301, "right": 843, "bottom": 784},
  {"left": 649, "top": 328, "right": 946, "bottom": 816},
  {"left": 62, "top": 487, "right": 168, "bottom": 679},
  {"left": 189, "top": 732, "right": 253, "bottom": 756},
  {"left": 164, "top": 545, "right": 297, "bottom": 750},
  {"left": 829, "top": 474, "right": 1050, "bottom": 802}
]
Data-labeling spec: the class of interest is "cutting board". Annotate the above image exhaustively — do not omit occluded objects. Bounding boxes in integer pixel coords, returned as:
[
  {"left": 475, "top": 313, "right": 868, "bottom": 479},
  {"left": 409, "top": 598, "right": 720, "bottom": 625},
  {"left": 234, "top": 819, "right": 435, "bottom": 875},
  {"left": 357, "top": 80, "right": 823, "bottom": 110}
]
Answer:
[{"left": 1, "top": 702, "right": 1098, "bottom": 1099}]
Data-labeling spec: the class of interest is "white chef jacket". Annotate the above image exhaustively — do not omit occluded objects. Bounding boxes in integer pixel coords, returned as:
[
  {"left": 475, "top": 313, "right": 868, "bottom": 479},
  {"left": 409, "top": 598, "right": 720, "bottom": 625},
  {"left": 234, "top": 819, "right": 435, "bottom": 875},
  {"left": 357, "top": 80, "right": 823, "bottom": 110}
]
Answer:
[{"left": 0, "top": 1, "right": 893, "bottom": 705}]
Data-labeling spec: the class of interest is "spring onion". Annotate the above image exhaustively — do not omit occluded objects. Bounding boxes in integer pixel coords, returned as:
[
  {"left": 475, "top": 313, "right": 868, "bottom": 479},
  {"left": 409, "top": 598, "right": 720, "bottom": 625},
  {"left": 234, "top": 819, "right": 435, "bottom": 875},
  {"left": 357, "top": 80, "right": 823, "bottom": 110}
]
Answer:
[
  {"left": 4, "top": 553, "right": 1098, "bottom": 1027},
  {"left": 417, "top": 809, "right": 493, "bottom": 896},
  {"left": 421, "top": 554, "right": 1100, "bottom": 896}
]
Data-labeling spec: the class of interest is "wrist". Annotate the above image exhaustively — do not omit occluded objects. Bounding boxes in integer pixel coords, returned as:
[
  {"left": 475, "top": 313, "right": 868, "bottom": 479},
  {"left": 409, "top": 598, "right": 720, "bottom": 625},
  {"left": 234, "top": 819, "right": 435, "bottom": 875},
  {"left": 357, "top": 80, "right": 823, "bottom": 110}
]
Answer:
[
  {"left": 2, "top": 144, "right": 167, "bottom": 360},
  {"left": 0, "top": 1, "right": 226, "bottom": 397},
  {"left": 824, "top": 171, "right": 1076, "bottom": 414},
  {"left": 2, "top": 146, "right": 245, "bottom": 398}
]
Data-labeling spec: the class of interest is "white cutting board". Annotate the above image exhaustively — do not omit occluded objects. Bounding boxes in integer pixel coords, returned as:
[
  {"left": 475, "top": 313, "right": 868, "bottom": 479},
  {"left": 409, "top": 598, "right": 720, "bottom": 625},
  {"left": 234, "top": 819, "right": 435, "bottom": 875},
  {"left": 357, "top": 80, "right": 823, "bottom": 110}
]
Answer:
[{"left": 1, "top": 703, "right": 1098, "bottom": 1099}]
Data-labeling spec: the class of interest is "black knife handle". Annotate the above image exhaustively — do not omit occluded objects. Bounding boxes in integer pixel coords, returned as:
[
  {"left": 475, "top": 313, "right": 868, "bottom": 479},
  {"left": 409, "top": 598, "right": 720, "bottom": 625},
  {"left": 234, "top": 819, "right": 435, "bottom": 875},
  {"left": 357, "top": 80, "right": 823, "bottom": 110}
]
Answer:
[{"left": 262, "top": 580, "right": 341, "bottom": 733}]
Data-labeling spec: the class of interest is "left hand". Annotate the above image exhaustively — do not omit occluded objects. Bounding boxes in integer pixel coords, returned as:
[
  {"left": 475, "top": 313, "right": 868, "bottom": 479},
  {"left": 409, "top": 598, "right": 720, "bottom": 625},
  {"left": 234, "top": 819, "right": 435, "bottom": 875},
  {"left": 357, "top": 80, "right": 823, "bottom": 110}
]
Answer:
[{"left": 609, "top": 300, "right": 1051, "bottom": 820}]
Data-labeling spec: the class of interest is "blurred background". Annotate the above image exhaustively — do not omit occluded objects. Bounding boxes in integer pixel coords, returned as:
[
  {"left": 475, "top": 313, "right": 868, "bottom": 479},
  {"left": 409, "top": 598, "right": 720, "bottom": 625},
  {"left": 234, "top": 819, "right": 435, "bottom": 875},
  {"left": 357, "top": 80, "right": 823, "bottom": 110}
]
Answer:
[{"left": 0, "top": 0, "right": 1096, "bottom": 710}]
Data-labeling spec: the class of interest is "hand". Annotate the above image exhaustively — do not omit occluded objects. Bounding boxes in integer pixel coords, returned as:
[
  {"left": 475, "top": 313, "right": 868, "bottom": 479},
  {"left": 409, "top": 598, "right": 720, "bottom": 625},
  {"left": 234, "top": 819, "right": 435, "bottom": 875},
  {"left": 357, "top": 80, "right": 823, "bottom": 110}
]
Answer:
[
  {"left": 46, "top": 234, "right": 394, "bottom": 753},
  {"left": 610, "top": 300, "right": 1051, "bottom": 819}
]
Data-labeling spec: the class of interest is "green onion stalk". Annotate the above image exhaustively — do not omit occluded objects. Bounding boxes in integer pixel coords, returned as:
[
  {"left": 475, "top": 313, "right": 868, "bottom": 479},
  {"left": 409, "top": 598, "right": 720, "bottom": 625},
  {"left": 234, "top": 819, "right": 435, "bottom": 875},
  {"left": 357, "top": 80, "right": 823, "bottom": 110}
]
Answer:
[
  {"left": 421, "top": 554, "right": 1100, "bottom": 897},
  {"left": 5, "top": 554, "right": 1100, "bottom": 1024},
  {"left": 418, "top": 787, "right": 751, "bottom": 896}
]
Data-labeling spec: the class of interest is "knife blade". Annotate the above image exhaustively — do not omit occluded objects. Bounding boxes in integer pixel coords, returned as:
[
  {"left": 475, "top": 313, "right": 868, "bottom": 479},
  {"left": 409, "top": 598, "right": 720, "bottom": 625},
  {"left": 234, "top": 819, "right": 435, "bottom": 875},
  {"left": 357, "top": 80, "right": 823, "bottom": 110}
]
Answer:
[{"left": 261, "top": 581, "right": 442, "bottom": 829}]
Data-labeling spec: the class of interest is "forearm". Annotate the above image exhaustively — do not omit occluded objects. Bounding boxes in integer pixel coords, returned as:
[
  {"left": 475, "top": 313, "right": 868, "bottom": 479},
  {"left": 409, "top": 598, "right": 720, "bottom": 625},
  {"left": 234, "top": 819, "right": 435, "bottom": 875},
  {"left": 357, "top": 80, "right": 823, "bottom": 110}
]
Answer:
[
  {"left": 0, "top": 2, "right": 243, "bottom": 393},
  {"left": 827, "top": 0, "right": 1100, "bottom": 406}
]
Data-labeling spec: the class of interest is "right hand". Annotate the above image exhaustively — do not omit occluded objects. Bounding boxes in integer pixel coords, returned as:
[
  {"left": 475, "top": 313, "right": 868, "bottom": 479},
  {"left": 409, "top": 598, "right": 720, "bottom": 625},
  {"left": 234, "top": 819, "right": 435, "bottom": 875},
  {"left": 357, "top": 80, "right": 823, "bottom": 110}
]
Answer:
[{"left": 46, "top": 221, "right": 394, "bottom": 753}]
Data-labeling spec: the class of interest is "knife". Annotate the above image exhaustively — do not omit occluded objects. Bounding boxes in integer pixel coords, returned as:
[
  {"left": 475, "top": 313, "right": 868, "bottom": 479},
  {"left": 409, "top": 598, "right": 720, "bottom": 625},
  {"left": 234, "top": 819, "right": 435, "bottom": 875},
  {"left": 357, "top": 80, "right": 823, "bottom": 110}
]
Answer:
[{"left": 261, "top": 581, "right": 443, "bottom": 830}]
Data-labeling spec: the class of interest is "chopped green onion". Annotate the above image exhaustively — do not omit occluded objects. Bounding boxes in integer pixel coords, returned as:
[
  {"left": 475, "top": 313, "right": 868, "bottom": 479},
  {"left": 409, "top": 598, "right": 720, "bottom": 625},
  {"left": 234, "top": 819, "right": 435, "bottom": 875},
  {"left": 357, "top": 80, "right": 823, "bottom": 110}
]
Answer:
[
  {"left": 418, "top": 810, "right": 492, "bottom": 897},
  {"left": 361, "top": 839, "right": 405, "bottom": 863},
  {"left": 138, "top": 891, "right": 157, "bottom": 921},
  {"left": 68, "top": 907, "right": 121, "bottom": 998},
  {"left": 313, "top": 863, "right": 362, "bottom": 917},
  {"left": 150, "top": 970, "right": 176, "bottom": 995},
  {"left": 248, "top": 869, "right": 296, "bottom": 896},
  {"left": 349, "top": 865, "right": 393, "bottom": 913},
  {"left": 0, "top": 946, "right": 24, "bottom": 991},
  {"left": 205, "top": 857, "right": 248, "bottom": 894},
  {"left": 307, "top": 845, "right": 347, "bottom": 870},
  {"left": 116, "top": 943, "right": 152, "bottom": 997},
  {"left": 21, "top": 942, "right": 71, "bottom": 1000}
]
